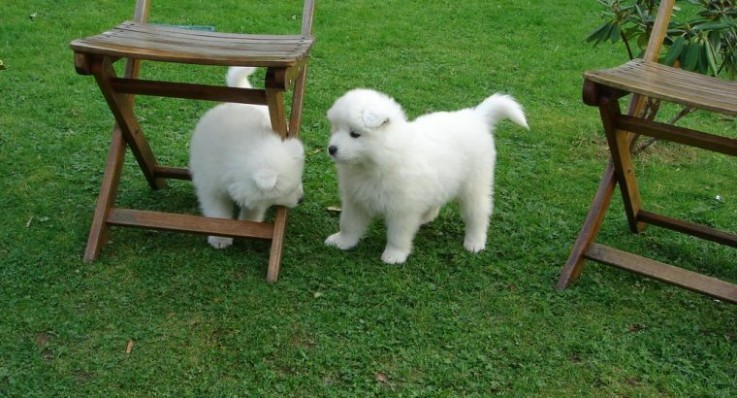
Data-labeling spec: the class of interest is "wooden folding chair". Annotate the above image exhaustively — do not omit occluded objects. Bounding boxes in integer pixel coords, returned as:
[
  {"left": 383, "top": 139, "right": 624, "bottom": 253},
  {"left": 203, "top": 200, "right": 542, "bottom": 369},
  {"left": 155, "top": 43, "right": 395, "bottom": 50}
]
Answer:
[
  {"left": 70, "top": 0, "right": 315, "bottom": 282},
  {"left": 557, "top": 0, "right": 737, "bottom": 303}
]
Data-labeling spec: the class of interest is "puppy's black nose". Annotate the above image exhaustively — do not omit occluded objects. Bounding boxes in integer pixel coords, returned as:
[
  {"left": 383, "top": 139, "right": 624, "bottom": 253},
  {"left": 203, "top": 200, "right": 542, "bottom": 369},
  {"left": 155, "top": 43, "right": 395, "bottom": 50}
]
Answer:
[
  {"left": 328, "top": 145, "right": 338, "bottom": 156},
  {"left": 298, "top": 195, "right": 305, "bottom": 205}
]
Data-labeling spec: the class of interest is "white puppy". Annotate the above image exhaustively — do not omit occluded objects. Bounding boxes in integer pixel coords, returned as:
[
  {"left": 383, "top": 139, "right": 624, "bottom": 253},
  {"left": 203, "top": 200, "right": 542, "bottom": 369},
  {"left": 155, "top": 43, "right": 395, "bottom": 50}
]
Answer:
[
  {"left": 189, "top": 67, "right": 305, "bottom": 249},
  {"left": 325, "top": 89, "right": 528, "bottom": 264}
]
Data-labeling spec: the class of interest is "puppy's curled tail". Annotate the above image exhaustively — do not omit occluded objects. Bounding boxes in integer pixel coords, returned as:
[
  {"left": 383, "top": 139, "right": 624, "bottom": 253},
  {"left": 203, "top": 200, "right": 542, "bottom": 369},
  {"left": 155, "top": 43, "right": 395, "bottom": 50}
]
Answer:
[
  {"left": 475, "top": 94, "right": 529, "bottom": 130},
  {"left": 226, "top": 66, "right": 258, "bottom": 88}
]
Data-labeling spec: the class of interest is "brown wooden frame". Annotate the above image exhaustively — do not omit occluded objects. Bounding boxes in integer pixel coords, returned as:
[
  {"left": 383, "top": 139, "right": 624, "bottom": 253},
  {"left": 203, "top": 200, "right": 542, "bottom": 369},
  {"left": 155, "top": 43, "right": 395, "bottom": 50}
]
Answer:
[
  {"left": 69, "top": 0, "right": 316, "bottom": 282},
  {"left": 557, "top": 0, "right": 737, "bottom": 303}
]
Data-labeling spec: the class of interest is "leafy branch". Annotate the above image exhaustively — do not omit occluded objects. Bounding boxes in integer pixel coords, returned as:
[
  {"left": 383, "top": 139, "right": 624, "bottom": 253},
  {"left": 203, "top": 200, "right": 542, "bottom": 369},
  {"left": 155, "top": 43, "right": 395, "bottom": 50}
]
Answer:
[{"left": 587, "top": 0, "right": 737, "bottom": 78}]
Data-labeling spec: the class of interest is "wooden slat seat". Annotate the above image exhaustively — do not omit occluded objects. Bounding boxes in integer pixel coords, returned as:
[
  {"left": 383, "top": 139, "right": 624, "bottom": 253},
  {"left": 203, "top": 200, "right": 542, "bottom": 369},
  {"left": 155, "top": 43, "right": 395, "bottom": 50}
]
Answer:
[
  {"left": 584, "top": 59, "right": 737, "bottom": 116},
  {"left": 71, "top": 21, "right": 314, "bottom": 68}
]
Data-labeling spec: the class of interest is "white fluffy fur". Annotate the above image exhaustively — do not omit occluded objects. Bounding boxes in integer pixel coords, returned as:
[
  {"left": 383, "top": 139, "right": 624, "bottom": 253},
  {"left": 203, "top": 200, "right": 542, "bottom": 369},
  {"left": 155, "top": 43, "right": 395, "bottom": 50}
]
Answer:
[
  {"left": 189, "top": 67, "right": 305, "bottom": 249},
  {"left": 325, "top": 88, "right": 528, "bottom": 264}
]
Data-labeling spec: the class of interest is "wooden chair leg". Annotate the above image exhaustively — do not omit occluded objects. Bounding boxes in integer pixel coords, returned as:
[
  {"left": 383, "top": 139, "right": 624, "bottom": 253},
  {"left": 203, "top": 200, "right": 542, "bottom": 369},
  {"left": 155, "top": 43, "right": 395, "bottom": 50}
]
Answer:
[
  {"left": 267, "top": 206, "right": 289, "bottom": 283},
  {"left": 556, "top": 162, "right": 617, "bottom": 289},
  {"left": 598, "top": 96, "right": 646, "bottom": 234},
  {"left": 559, "top": 88, "right": 652, "bottom": 289},
  {"left": 288, "top": 64, "right": 309, "bottom": 137},
  {"left": 261, "top": 64, "right": 308, "bottom": 281},
  {"left": 265, "top": 88, "right": 289, "bottom": 139},
  {"left": 90, "top": 56, "right": 165, "bottom": 190},
  {"left": 84, "top": 52, "right": 148, "bottom": 262},
  {"left": 84, "top": 126, "right": 127, "bottom": 262}
]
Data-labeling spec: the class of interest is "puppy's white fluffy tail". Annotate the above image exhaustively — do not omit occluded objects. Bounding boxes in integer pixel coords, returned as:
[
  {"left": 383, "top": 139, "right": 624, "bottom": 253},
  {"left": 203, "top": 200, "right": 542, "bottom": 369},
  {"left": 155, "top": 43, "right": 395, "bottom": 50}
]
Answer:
[
  {"left": 475, "top": 94, "right": 529, "bottom": 130},
  {"left": 226, "top": 66, "right": 258, "bottom": 88}
]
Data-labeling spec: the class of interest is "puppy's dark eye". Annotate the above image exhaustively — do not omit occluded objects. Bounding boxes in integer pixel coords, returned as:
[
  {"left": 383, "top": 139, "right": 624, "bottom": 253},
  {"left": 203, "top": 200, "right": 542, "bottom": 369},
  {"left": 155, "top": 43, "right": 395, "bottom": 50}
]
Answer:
[{"left": 349, "top": 130, "right": 361, "bottom": 138}]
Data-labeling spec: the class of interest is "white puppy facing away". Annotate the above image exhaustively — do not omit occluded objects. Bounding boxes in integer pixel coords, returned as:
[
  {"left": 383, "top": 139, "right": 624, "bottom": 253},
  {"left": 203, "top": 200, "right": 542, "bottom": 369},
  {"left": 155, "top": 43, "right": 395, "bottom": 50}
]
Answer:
[
  {"left": 325, "top": 89, "right": 528, "bottom": 264},
  {"left": 189, "top": 67, "right": 305, "bottom": 249}
]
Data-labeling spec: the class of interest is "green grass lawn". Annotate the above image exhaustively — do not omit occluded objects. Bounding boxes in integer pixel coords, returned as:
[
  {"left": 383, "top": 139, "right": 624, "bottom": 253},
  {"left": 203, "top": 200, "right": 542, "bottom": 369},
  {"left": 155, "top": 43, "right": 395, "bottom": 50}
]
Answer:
[{"left": 2, "top": 0, "right": 736, "bottom": 396}]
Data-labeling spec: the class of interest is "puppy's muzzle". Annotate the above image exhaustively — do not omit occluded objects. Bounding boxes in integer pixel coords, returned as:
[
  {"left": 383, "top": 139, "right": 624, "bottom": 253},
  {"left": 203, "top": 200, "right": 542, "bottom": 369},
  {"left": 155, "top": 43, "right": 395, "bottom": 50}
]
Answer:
[{"left": 328, "top": 145, "right": 338, "bottom": 156}]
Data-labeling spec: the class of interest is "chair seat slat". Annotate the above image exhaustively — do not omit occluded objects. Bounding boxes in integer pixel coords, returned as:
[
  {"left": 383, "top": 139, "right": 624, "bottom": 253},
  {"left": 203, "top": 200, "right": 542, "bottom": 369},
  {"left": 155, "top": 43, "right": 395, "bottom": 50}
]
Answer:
[
  {"left": 585, "top": 59, "right": 737, "bottom": 116},
  {"left": 71, "top": 21, "right": 314, "bottom": 67}
]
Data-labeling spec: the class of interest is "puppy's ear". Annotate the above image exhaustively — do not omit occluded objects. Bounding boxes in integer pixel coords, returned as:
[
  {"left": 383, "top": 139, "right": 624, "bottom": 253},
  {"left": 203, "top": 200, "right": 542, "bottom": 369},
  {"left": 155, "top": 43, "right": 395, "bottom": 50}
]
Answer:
[
  {"left": 253, "top": 168, "right": 278, "bottom": 191},
  {"left": 362, "top": 108, "right": 390, "bottom": 130}
]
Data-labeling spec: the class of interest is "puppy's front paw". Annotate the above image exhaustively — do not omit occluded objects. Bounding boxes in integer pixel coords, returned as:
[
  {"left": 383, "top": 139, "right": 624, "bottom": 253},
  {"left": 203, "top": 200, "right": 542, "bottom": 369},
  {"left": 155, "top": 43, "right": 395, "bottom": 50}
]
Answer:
[
  {"left": 463, "top": 235, "right": 486, "bottom": 253},
  {"left": 208, "top": 236, "right": 233, "bottom": 249},
  {"left": 381, "top": 247, "right": 409, "bottom": 264},
  {"left": 325, "top": 232, "right": 359, "bottom": 250}
]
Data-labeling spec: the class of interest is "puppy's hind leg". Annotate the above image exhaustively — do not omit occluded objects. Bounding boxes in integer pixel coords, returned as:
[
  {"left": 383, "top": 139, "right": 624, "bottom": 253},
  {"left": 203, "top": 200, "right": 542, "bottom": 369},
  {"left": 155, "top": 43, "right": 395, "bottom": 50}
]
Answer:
[
  {"left": 199, "top": 192, "right": 236, "bottom": 249},
  {"left": 458, "top": 183, "right": 492, "bottom": 253},
  {"left": 382, "top": 212, "right": 422, "bottom": 264},
  {"left": 421, "top": 206, "right": 441, "bottom": 224},
  {"left": 325, "top": 198, "right": 370, "bottom": 250}
]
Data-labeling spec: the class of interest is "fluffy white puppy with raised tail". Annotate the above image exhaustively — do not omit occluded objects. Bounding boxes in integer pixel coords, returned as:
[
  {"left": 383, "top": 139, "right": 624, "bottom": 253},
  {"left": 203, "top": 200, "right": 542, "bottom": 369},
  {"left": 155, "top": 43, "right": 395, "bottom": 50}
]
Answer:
[
  {"left": 325, "top": 89, "right": 528, "bottom": 264},
  {"left": 189, "top": 67, "right": 305, "bottom": 249}
]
